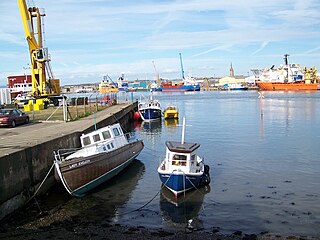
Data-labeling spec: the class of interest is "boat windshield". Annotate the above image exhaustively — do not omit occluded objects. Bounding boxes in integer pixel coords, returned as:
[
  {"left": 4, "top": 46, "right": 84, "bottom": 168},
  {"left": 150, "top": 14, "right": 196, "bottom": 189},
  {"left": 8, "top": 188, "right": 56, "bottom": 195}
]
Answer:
[{"left": 172, "top": 154, "right": 187, "bottom": 166}]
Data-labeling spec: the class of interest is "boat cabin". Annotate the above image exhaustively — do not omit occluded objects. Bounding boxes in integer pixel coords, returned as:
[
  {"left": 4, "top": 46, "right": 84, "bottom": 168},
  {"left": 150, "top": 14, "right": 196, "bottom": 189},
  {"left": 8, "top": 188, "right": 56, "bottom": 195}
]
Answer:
[
  {"left": 80, "top": 123, "right": 128, "bottom": 151},
  {"left": 162, "top": 141, "right": 202, "bottom": 172},
  {"left": 139, "top": 99, "right": 160, "bottom": 109}
]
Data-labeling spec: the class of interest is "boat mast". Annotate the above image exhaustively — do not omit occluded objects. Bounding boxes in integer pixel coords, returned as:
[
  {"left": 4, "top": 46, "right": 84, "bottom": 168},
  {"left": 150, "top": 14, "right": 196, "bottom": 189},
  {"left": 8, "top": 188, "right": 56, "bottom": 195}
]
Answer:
[
  {"left": 283, "top": 54, "right": 290, "bottom": 66},
  {"left": 179, "top": 53, "right": 185, "bottom": 80},
  {"left": 181, "top": 117, "right": 186, "bottom": 144}
]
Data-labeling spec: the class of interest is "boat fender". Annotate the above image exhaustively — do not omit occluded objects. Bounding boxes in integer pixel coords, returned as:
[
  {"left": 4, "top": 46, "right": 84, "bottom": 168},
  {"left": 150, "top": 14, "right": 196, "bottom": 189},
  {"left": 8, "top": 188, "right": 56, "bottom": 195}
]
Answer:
[{"left": 204, "top": 165, "right": 210, "bottom": 174}]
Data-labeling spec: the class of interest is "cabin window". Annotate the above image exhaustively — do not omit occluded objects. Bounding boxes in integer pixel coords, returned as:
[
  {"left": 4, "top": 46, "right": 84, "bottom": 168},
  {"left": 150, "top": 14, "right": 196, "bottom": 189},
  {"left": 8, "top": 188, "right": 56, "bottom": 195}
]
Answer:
[
  {"left": 172, "top": 154, "right": 187, "bottom": 166},
  {"left": 113, "top": 128, "right": 120, "bottom": 136},
  {"left": 93, "top": 134, "right": 101, "bottom": 142},
  {"left": 83, "top": 136, "right": 91, "bottom": 146},
  {"left": 173, "top": 154, "right": 187, "bottom": 160},
  {"left": 107, "top": 144, "right": 111, "bottom": 150},
  {"left": 110, "top": 142, "right": 114, "bottom": 148},
  {"left": 102, "top": 130, "right": 111, "bottom": 140}
]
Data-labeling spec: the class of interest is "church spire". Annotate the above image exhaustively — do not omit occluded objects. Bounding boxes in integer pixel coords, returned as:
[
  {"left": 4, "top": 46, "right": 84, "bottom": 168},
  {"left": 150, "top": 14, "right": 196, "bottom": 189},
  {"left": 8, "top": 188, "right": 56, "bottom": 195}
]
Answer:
[{"left": 230, "top": 62, "right": 234, "bottom": 77}]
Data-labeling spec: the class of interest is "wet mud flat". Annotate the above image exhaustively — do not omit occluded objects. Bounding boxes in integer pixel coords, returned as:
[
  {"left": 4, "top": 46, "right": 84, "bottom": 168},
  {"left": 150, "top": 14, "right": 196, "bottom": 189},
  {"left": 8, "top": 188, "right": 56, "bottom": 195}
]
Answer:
[{"left": 0, "top": 185, "right": 317, "bottom": 240}]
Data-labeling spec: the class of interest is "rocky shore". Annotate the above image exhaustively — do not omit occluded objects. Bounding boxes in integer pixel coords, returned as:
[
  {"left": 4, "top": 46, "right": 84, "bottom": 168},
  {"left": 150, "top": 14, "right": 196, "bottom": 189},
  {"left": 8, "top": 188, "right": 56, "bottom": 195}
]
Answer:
[
  {"left": 0, "top": 208, "right": 317, "bottom": 240},
  {"left": 0, "top": 184, "right": 318, "bottom": 240}
]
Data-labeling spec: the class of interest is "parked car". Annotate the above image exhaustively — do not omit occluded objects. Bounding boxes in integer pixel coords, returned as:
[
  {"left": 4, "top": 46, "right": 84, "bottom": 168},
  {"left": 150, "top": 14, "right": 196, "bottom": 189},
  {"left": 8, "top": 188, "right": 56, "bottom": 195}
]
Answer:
[{"left": 0, "top": 109, "right": 29, "bottom": 127}]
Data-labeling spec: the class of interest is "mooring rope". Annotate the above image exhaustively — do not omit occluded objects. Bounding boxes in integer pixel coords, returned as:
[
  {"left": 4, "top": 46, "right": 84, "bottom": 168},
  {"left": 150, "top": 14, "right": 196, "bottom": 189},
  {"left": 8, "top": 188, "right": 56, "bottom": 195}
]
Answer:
[
  {"left": 115, "top": 170, "right": 174, "bottom": 216},
  {"left": 26, "top": 162, "right": 55, "bottom": 204},
  {"left": 185, "top": 173, "right": 221, "bottom": 207}
]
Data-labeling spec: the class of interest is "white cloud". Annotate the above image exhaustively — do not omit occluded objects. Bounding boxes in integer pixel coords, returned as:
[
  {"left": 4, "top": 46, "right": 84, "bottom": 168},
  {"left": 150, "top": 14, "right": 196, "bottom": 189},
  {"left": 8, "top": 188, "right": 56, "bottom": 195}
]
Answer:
[{"left": 0, "top": 0, "right": 319, "bottom": 85}]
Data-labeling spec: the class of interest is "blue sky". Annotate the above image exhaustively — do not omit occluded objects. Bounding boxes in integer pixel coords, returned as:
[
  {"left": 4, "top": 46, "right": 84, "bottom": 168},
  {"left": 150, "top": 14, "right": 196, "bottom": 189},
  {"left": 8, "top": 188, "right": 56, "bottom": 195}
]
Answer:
[{"left": 0, "top": 0, "right": 320, "bottom": 86}]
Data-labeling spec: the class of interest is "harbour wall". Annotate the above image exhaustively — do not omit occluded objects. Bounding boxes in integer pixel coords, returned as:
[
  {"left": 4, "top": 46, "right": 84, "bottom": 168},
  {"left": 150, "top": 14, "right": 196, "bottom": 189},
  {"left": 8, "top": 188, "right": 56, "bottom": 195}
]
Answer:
[{"left": 0, "top": 102, "right": 137, "bottom": 220}]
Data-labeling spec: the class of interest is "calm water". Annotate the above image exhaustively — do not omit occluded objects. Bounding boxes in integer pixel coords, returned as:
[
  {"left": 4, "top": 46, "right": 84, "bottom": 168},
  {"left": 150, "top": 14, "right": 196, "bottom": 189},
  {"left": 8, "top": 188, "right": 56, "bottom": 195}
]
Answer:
[
  {"left": 115, "top": 90, "right": 320, "bottom": 236},
  {"left": 8, "top": 90, "right": 320, "bottom": 236}
]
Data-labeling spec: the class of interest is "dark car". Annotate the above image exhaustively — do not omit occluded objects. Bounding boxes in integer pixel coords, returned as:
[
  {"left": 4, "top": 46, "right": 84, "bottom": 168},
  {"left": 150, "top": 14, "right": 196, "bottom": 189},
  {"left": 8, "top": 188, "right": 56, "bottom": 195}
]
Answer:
[{"left": 0, "top": 109, "right": 29, "bottom": 127}]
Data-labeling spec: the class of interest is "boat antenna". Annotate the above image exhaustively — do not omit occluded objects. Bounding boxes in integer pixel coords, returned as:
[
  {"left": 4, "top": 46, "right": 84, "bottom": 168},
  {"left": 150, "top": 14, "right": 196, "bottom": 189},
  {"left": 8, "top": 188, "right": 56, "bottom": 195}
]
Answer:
[{"left": 181, "top": 117, "right": 186, "bottom": 144}]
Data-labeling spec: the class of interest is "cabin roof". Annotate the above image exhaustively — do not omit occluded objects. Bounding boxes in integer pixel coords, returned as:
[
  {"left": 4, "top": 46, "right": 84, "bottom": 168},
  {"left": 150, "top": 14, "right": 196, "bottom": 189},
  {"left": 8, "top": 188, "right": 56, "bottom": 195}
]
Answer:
[{"left": 165, "top": 140, "right": 200, "bottom": 153}]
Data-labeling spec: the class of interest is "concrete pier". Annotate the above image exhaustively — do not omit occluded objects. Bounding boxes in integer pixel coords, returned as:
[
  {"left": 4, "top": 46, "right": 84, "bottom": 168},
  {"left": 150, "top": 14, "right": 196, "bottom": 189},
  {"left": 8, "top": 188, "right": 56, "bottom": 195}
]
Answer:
[{"left": 0, "top": 102, "right": 137, "bottom": 220}]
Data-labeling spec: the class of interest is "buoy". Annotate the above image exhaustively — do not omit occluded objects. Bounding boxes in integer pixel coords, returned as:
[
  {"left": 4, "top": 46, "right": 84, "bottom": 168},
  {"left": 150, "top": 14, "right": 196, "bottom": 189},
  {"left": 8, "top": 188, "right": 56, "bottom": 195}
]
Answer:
[{"left": 133, "top": 111, "right": 141, "bottom": 121}]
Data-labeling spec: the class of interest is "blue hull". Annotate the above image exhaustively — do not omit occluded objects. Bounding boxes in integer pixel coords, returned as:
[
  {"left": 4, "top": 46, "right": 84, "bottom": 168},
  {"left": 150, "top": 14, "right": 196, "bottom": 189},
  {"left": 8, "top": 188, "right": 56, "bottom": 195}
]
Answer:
[
  {"left": 158, "top": 172, "right": 203, "bottom": 195},
  {"left": 139, "top": 108, "right": 162, "bottom": 121},
  {"left": 162, "top": 85, "right": 200, "bottom": 92}
]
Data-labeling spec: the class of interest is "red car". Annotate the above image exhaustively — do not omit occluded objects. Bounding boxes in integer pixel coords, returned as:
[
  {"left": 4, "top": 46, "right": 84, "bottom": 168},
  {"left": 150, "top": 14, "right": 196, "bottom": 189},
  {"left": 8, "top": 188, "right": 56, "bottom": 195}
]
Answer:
[{"left": 0, "top": 109, "right": 29, "bottom": 127}]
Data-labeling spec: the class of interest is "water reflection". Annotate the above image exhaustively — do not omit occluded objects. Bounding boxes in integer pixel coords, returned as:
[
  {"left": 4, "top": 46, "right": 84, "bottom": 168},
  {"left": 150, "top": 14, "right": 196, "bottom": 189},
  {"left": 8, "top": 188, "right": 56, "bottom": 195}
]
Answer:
[
  {"left": 164, "top": 118, "right": 179, "bottom": 127},
  {"left": 160, "top": 185, "right": 210, "bottom": 228},
  {"left": 134, "top": 120, "right": 162, "bottom": 134},
  {"left": 91, "top": 159, "right": 145, "bottom": 200}
]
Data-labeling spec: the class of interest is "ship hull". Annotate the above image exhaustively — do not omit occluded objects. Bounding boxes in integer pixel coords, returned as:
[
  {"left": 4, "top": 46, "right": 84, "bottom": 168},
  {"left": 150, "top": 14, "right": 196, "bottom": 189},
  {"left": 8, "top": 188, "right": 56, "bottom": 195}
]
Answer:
[
  {"left": 161, "top": 85, "right": 200, "bottom": 92},
  {"left": 257, "top": 81, "right": 319, "bottom": 91}
]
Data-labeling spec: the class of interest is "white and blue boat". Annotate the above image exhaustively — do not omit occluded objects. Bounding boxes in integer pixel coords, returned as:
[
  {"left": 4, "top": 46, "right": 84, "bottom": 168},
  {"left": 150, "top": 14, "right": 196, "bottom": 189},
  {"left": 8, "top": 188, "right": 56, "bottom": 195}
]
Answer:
[
  {"left": 157, "top": 118, "right": 210, "bottom": 197},
  {"left": 138, "top": 94, "right": 162, "bottom": 121}
]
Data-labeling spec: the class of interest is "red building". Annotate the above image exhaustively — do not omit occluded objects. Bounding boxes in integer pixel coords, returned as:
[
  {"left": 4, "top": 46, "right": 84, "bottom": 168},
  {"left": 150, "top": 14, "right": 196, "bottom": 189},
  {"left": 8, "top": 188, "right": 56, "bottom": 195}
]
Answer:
[{"left": 7, "top": 75, "right": 32, "bottom": 99}]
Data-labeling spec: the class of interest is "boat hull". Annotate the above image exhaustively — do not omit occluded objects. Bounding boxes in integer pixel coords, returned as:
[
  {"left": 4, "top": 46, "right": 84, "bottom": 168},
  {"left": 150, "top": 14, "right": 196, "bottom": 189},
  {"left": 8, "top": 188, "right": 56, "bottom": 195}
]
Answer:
[
  {"left": 158, "top": 171, "right": 204, "bottom": 196},
  {"left": 161, "top": 85, "right": 200, "bottom": 92},
  {"left": 139, "top": 108, "right": 162, "bottom": 121},
  {"left": 257, "top": 81, "right": 319, "bottom": 91},
  {"left": 54, "top": 140, "right": 144, "bottom": 197}
]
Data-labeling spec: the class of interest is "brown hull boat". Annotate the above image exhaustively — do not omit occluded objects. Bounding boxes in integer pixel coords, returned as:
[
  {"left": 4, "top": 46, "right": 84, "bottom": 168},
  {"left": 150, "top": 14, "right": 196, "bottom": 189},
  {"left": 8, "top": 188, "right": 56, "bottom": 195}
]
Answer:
[{"left": 54, "top": 123, "right": 144, "bottom": 197}]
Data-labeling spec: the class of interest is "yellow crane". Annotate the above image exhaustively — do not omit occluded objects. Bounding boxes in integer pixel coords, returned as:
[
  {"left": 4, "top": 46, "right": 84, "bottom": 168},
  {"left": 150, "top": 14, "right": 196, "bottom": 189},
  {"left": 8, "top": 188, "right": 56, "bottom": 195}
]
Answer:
[{"left": 17, "top": 0, "right": 61, "bottom": 106}]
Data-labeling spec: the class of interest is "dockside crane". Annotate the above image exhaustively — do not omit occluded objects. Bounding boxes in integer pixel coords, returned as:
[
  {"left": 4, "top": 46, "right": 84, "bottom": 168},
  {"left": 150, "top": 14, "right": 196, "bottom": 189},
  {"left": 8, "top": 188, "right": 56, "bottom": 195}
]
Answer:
[
  {"left": 179, "top": 53, "right": 185, "bottom": 80},
  {"left": 17, "top": 0, "right": 61, "bottom": 106}
]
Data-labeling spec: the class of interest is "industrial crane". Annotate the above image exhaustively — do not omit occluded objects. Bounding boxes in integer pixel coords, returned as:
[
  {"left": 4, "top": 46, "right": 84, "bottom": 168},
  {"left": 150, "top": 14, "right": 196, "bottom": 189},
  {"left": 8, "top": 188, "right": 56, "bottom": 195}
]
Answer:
[
  {"left": 179, "top": 53, "right": 185, "bottom": 80},
  {"left": 17, "top": 0, "right": 61, "bottom": 106}
]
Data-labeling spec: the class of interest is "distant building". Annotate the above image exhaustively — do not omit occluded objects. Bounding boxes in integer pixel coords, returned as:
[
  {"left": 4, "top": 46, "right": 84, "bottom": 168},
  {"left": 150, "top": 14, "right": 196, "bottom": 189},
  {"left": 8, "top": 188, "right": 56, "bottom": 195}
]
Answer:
[{"left": 219, "top": 63, "right": 247, "bottom": 86}]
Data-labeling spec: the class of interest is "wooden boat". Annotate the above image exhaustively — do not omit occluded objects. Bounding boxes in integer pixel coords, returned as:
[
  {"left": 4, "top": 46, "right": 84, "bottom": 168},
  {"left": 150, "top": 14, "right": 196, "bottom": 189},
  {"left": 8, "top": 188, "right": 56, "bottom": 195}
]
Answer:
[
  {"left": 256, "top": 81, "right": 319, "bottom": 91},
  {"left": 157, "top": 118, "right": 210, "bottom": 197},
  {"left": 163, "top": 105, "right": 179, "bottom": 119},
  {"left": 53, "top": 123, "right": 144, "bottom": 197},
  {"left": 138, "top": 94, "right": 162, "bottom": 121}
]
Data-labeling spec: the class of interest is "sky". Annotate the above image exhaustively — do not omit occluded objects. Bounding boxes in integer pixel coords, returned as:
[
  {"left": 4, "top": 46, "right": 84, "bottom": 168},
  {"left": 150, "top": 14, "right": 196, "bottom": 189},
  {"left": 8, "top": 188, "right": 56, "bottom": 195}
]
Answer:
[{"left": 0, "top": 0, "right": 320, "bottom": 86}]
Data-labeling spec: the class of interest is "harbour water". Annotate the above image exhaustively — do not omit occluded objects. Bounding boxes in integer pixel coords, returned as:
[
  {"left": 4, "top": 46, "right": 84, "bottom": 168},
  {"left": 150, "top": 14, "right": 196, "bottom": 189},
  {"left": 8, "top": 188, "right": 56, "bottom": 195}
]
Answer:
[
  {"left": 120, "top": 90, "right": 320, "bottom": 236},
  {"left": 3, "top": 90, "right": 320, "bottom": 237}
]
